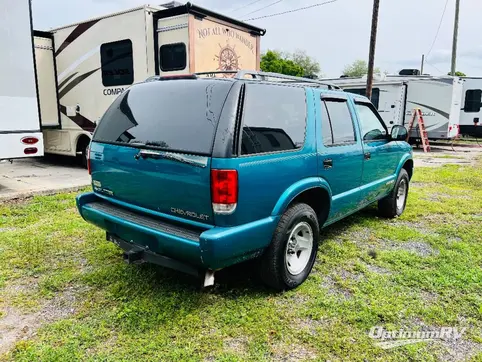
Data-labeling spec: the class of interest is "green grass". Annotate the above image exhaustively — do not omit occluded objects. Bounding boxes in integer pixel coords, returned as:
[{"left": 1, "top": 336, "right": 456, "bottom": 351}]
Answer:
[{"left": 0, "top": 160, "right": 481, "bottom": 361}]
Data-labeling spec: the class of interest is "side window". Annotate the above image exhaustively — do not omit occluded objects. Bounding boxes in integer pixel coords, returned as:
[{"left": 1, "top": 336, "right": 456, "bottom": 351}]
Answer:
[
  {"left": 321, "top": 101, "right": 333, "bottom": 145},
  {"left": 241, "top": 84, "right": 306, "bottom": 155},
  {"left": 464, "top": 89, "right": 482, "bottom": 113},
  {"left": 345, "top": 88, "right": 380, "bottom": 109},
  {"left": 355, "top": 102, "right": 388, "bottom": 141},
  {"left": 324, "top": 99, "right": 356, "bottom": 145},
  {"left": 100, "top": 39, "right": 134, "bottom": 87},
  {"left": 160, "top": 43, "right": 187, "bottom": 72}
]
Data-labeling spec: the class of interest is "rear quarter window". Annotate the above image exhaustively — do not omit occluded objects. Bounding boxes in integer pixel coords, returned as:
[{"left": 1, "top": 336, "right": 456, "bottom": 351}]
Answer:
[{"left": 240, "top": 84, "right": 307, "bottom": 155}]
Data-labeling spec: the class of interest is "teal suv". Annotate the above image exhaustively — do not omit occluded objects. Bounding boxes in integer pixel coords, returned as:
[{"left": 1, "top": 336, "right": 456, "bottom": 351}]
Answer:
[{"left": 76, "top": 71, "right": 413, "bottom": 290}]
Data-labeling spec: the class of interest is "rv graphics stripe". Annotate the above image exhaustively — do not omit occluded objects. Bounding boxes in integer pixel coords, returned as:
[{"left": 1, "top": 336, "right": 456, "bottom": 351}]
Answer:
[
  {"left": 409, "top": 101, "right": 450, "bottom": 120},
  {"left": 55, "top": 19, "right": 99, "bottom": 57},
  {"left": 58, "top": 68, "right": 100, "bottom": 99},
  {"left": 58, "top": 72, "right": 78, "bottom": 89},
  {"left": 59, "top": 105, "right": 96, "bottom": 133}
]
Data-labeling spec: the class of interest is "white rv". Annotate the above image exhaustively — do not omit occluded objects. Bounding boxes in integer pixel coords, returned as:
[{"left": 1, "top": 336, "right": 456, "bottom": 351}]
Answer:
[
  {"left": 0, "top": 0, "right": 44, "bottom": 161},
  {"left": 33, "top": 2, "right": 265, "bottom": 166},
  {"left": 460, "top": 77, "right": 482, "bottom": 138},
  {"left": 325, "top": 75, "right": 463, "bottom": 140}
]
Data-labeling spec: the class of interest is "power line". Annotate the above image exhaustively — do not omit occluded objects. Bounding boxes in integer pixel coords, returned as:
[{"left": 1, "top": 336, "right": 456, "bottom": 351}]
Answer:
[
  {"left": 227, "top": 0, "right": 265, "bottom": 13},
  {"left": 243, "top": 0, "right": 338, "bottom": 21},
  {"left": 241, "top": 0, "right": 284, "bottom": 18},
  {"left": 426, "top": 0, "right": 450, "bottom": 59},
  {"left": 425, "top": 61, "right": 443, "bottom": 74}
]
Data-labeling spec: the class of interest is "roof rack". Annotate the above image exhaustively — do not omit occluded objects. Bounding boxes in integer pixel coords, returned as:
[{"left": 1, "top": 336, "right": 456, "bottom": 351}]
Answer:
[{"left": 195, "top": 71, "right": 341, "bottom": 90}]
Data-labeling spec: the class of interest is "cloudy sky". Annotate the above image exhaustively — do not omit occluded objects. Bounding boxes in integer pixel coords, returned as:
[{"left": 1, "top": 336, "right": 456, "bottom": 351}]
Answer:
[{"left": 32, "top": 0, "right": 482, "bottom": 77}]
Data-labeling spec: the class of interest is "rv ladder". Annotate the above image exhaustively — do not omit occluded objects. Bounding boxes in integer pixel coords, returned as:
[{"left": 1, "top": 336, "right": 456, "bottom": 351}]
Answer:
[{"left": 406, "top": 108, "right": 431, "bottom": 152}]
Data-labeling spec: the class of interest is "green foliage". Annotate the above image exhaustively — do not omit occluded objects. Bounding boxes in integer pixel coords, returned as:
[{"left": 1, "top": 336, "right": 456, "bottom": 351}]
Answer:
[
  {"left": 290, "top": 49, "right": 321, "bottom": 78},
  {"left": 260, "top": 50, "right": 304, "bottom": 76},
  {"left": 343, "top": 59, "right": 381, "bottom": 77},
  {"left": 448, "top": 71, "right": 467, "bottom": 77}
]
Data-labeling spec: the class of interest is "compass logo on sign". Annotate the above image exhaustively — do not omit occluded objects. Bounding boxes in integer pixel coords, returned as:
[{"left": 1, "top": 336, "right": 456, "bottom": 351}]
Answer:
[{"left": 215, "top": 44, "right": 241, "bottom": 77}]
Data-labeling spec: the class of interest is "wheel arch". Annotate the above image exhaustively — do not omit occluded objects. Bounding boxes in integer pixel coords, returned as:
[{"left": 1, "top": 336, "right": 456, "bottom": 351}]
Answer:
[{"left": 76, "top": 133, "right": 92, "bottom": 154}]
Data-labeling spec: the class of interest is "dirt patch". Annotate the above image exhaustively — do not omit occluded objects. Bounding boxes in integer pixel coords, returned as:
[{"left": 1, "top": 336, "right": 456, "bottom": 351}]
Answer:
[
  {"left": 382, "top": 241, "right": 439, "bottom": 257},
  {"left": 271, "top": 340, "right": 318, "bottom": 361},
  {"left": 321, "top": 276, "right": 352, "bottom": 300},
  {"left": 223, "top": 336, "right": 249, "bottom": 356},
  {"left": 0, "top": 285, "right": 87, "bottom": 356},
  {"left": 364, "top": 263, "right": 392, "bottom": 275}
]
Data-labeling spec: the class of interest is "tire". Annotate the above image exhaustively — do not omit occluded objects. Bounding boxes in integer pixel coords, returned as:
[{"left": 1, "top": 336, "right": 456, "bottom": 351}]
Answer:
[
  {"left": 378, "top": 169, "right": 409, "bottom": 218},
  {"left": 259, "top": 203, "right": 320, "bottom": 291},
  {"left": 78, "top": 141, "right": 89, "bottom": 169}
]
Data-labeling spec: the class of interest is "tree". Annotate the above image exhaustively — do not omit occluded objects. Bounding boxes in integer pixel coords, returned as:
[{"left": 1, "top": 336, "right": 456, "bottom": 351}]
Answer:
[
  {"left": 260, "top": 51, "right": 303, "bottom": 77},
  {"left": 448, "top": 71, "right": 466, "bottom": 77},
  {"left": 342, "top": 60, "right": 380, "bottom": 77},
  {"left": 290, "top": 50, "right": 321, "bottom": 78}
]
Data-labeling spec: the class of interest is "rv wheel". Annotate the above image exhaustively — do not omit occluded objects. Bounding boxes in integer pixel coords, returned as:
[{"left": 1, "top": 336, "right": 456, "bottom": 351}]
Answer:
[{"left": 77, "top": 138, "right": 90, "bottom": 169}]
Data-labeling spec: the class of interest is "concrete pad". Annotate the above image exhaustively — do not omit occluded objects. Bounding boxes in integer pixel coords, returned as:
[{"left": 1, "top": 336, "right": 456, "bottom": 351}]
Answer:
[{"left": 0, "top": 156, "right": 91, "bottom": 201}]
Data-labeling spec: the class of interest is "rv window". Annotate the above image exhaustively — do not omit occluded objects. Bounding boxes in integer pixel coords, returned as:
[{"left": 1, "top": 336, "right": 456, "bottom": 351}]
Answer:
[
  {"left": 100, "top": 39, "right": 134, "bottom": 87},
  {"left": 160, "top": 43, "right": 187, "bottom": 72},
  {"left": 324, "top": 100, "right": 356, "bottom": 145},
  {"left": 344, "top": 88, "right": 380, "bottom": 109},
  {"left": 241, "top": 84, "right": 306, "bottom": 155},
  {"left": 464, "top": 89, "right": 482, "bottom": 113}
]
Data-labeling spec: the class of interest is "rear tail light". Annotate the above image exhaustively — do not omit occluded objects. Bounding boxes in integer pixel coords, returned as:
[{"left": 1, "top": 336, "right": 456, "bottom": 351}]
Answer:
[
  {"left": 21, "top": 137, "right": 39, "bottom": 145},
  {"left": 87, "top": 147, "right": 91, "bottom": 175},
  {"left": 24, "top": 147, "right": 38, "bottom": 155},
  {"left": 211, "top": 169, "right": 238, "bottom": 215}
]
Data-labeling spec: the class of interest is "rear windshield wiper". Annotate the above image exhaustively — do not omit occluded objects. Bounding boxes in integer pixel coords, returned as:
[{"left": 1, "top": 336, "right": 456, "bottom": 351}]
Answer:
[{"left": 134, "top": 149, "right": 208, "bottom": 168}]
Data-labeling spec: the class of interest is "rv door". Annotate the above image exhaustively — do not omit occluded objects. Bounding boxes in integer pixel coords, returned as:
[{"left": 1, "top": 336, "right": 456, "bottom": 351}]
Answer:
[
  {"left": 34, "top": 33, "right": 60, "bottom": 128},
  {"left": 0, "top": 0, "right": 44, "bottom": 159}
]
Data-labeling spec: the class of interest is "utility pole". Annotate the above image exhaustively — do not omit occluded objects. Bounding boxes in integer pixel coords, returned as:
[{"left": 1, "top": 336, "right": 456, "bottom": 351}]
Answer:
[
  {"left": 366, "top": 0, "right": 380, "bottom": 99},
  {"left": 451, "top": 0, "right": 461, "bottom": 76},
  {"left": 420, "top": 54, "right": 425, "bottom": 75}
]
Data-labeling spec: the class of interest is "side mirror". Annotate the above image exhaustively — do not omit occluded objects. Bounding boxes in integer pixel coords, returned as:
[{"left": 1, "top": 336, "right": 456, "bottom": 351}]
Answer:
[{"left": 391, "top": 125, "right": 408, "bottom": 141}]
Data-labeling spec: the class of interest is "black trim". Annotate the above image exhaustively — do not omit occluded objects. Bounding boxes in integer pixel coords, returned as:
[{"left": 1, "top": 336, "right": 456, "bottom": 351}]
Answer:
[
  {"left": 153, "top": 17, "right": 160, "bottom": 76},
  {"left": 29, "top": 1, "right": 43, "bottom": 133},
  {"left": 0, "top": 130, "right": 41, "bottom": 135},
  {"left": 33, "top": 30, "right": 53, "bottom": 38},
  {"left": 55, "top": 19, "right": 99, "bottom": 57},
  {"left": 402, "top": 83, "right": 408, "bottom": 126},
  {"left": 159, "top": 42, "right": 187, "bottom": 72},
  {"left": 153, "top": 2, "right": 266, "bottom": 36}
]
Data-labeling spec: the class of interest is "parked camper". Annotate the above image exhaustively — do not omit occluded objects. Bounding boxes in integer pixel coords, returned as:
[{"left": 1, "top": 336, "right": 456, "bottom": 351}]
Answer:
[
  {"left": 0, "top": 0, "right": 44, "bottom": 161},
  {"left": 33, "top": 2, "right": 265, "bottom": 166},
  {"left": 460, "top": 77, "right": 482, "bottom": 138},
  {"left": 325, "top": 75, "right": 463, "bottom": 140}
]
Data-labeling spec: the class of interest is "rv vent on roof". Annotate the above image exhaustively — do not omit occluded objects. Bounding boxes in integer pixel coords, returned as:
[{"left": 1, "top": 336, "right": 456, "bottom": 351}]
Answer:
[
  {"left": 399, "top": 69, "right": 421, "bottom": 76},
  {"left": 160, "top": 1, "right": 184, "bottom": 8}
]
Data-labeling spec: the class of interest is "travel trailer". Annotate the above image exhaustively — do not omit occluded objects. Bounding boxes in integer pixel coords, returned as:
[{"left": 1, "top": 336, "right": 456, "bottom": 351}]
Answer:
[
  {"left": 32, "top": 2, "right": 265, "bottom": 166},
  {"left": 460, "top": 77, "right": 482, "bottom": 138},
  {"left": 325, "top": 75, "right": 463, "bottom": 140},
  {"left": 0, "top": 0, "right": 44, "bottom": 161}
]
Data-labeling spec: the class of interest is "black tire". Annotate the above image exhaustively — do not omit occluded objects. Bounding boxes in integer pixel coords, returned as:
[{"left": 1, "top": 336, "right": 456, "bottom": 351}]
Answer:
[
  {"left": 378, "top": 169, "right": 410, "bottom": 218},
  {"left": 78, "top": 140, "right": 89, "bottom": 169},
  {"left": 259, "top": 203, "right": 320, "bottom": 291}
]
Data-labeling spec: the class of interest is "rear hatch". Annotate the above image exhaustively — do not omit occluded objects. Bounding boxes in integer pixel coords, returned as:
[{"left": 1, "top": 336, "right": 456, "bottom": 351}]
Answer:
[{"left": 90, "top": 79, "right": 234, "bottom": 225}]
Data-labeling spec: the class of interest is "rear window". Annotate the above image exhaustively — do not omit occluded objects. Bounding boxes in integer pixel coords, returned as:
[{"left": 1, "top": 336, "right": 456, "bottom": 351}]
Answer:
[{"left": 93, "top": 80, "right": 232, "bottom": 155}]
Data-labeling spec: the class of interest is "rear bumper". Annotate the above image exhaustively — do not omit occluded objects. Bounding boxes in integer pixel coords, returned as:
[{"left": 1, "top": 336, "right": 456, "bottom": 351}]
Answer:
[{"left": 76, "top": 192, "right": 279, "bottom": 270}]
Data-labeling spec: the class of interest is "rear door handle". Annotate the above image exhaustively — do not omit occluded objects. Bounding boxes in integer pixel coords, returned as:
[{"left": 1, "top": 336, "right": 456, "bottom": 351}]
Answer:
[
  {"left": 323, "top": 159, "right": 333, "bottom": 169},
  {"left": 364, "top": 152, "right": 371, "bottom": 160}
]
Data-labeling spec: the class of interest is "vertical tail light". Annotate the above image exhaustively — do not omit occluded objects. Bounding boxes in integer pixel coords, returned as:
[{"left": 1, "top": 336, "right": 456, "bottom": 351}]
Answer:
[
  {"left": 211, "top": 169, "right": 238, "bottom": 215},
  {"left": 87, "top": 147, "right": 91, "bottom": 175}
]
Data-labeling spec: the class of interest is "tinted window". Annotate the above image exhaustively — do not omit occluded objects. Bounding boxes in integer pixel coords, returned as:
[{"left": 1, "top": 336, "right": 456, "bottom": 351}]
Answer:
[
  {"left": 324, "top": 100, "right": 356, "bottom": 145},
  {"left": 93, "top": 80, "right": 232, "bottom": 155},
  {"left": 355, "top": 102, "right": 387, "bottom": 141},
  {"left": 321, "top": 101, "right": 333, "bottom": 145},
  {"left": 345, "top": 88, "right": 380, "bottom": 109},
  {"left": 241, "top": 84, "right": 306, "bottom": 155},
  {"left": 160, "top": 43, "right": 187, "bottom": 72},
  {"left": 464, "top": 89, "right": 482, "bottom": 113},
  {"left": 100, "top": 39, "right": 134, "bottom": 87}
]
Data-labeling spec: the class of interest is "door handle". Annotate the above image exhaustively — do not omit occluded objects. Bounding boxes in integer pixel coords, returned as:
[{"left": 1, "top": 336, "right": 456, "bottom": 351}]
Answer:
[
  {"left": 364, "top": 152, "right": 371, "bottom": 160},
  {"left": 323, "top": 159, "right": 333, "bottom": 169}
]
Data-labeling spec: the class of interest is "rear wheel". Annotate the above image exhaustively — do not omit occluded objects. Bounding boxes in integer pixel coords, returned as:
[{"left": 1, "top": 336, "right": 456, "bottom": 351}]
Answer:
[
  {"left": 378, "top": 169, "right": 409, "bottom": 218},
  {"left": 259, "top": 203, "right": 319, "bottom": 291}
]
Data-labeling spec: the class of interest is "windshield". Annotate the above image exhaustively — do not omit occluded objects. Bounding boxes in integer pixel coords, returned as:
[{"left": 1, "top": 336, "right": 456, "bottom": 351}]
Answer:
[{"left": 93, "top": 79, "right": 233, "bottom": 155}]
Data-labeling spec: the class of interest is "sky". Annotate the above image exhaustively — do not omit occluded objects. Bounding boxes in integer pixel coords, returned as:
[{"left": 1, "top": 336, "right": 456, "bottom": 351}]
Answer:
[{"left": 32, "top": 0, "right": 482, "bottom": 77}]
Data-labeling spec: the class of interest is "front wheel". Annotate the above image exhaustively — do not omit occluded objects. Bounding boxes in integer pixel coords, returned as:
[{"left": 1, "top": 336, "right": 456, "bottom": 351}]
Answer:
[
  {"left": 378, "top": 169, "right": 410, "bottom": 218},
  {"left": 259, "top": 203, "right": 320, "bottom": 291}
]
